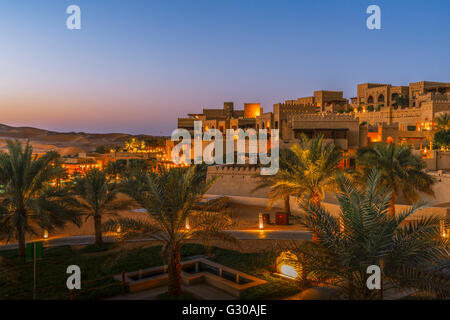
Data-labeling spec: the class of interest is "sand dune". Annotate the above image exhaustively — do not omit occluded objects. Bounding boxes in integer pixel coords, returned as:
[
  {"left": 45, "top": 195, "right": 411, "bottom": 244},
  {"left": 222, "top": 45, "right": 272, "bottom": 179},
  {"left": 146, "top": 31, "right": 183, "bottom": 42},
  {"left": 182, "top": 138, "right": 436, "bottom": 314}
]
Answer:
[{"left": 0, "top": 123, "right": 161, "bottom": 155}]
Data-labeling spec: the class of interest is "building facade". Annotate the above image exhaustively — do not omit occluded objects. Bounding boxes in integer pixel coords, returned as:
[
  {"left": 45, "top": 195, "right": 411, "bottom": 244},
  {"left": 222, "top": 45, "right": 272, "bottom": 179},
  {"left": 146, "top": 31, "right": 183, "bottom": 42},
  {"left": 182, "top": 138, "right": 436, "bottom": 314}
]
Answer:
[{"left": 352, "top": 81, "right": 450, "bottom": 146}]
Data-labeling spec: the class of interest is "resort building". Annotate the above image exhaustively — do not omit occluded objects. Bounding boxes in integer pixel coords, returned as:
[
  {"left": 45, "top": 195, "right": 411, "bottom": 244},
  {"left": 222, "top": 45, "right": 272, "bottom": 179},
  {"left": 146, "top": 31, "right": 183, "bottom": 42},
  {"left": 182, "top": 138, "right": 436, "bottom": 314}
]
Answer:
[
  {"left": 61, "top": 157, "right": 102, "bottom": 176},
  {"left": 355, "top": 83, "right": 410, "bottom": 108},
  {"left": 352, "top": 81, "right": 450, "bottom": 147},
  {"left": 277, "top": 113, "right": 365, "bottom": 151},
  {"left": 177, "top": 102, "right": 262, "bottom": 132},
  {"left": 170, "top": 80, "right": 449, "bottom": 167},
  {"left": 171, "top": 96, "right": 366, "bottom": 163}
]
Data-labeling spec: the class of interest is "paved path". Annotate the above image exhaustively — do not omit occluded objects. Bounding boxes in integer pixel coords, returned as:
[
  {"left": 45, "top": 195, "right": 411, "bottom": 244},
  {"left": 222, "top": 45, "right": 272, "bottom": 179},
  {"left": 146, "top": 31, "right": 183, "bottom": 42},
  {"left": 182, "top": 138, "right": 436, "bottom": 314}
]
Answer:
[{"left": 0, "top": 230, "right": 312, "bottom": 251}]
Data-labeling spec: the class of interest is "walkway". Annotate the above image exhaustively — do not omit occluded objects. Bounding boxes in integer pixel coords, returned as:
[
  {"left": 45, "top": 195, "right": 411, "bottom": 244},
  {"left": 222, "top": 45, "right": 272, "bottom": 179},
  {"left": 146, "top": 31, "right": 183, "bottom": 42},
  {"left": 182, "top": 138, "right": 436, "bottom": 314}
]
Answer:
[{"left": 0, "top": 230, "right": 312, "bottom": 251}]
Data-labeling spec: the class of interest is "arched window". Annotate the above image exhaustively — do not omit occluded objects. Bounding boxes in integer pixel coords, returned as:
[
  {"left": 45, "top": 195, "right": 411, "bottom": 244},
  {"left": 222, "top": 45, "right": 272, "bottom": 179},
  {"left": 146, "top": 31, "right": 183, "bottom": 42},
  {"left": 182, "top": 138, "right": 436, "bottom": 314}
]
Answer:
[
  {"left": 367, "top": 96, "right": 374, "bottom": 104},
  {"left": 378, "top": 94, "right": 385, "bottom": 102},
  {"left": 391, "top": 93, "right": 399, "bottom": 101}
]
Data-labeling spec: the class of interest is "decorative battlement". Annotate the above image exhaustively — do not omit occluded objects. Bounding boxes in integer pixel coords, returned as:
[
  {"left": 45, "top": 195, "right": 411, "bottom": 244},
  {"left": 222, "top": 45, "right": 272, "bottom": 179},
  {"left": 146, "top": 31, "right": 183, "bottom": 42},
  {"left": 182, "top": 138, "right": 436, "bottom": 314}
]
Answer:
[
  {"left": 290, "top": 113, "right": 357, "bottom": 121},
  {"left": 418, "top": 92, "right": 450, "bottom": 102},
  {"left": 207, "top": 165, "right": 261, "bottom": 176},
  {"left": 278, "top": 103, "right": 316, "bottom": 113}
]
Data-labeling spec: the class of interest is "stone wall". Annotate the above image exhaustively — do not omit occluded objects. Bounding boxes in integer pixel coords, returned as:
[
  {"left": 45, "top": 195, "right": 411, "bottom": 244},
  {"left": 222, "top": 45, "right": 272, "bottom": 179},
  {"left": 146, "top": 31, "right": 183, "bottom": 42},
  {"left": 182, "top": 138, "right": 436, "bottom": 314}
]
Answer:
[
  {"left": 413, "top": 150, "right": 450, "bottom": 172},
  {"left": 207, "top": 165, "right": 268, "bottom": 198},
  {"left": 206, "top": 165, "right": 450, "bottom": 219}
]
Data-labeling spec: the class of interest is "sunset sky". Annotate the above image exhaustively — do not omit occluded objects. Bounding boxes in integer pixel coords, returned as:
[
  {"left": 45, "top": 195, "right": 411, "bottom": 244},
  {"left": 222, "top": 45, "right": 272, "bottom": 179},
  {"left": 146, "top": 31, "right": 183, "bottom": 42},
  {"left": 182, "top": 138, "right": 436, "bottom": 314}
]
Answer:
[{"left": 0, "top": 0, "right": 449, "bottom": 135}]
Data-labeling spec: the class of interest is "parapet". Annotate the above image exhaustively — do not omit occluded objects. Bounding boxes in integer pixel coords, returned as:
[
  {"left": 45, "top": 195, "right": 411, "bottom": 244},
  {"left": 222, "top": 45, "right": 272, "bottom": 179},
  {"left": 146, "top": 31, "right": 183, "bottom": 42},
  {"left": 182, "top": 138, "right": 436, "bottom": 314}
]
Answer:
[
  {"left": 290, "top": 113, "right": 357, "bottom": 121},
  {"left": 207, "top": 164, "right": 261, "bottom": 176}
]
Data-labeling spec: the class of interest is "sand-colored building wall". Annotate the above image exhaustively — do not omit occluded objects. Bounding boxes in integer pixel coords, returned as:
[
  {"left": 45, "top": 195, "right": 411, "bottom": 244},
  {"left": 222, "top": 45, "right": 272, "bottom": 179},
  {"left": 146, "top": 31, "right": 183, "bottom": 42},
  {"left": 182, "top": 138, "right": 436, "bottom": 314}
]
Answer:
[
  {"left": 417, "top": 150, "right": 450, "bottom": 172},
  {"left": 206, "top": 166, "right": 449, "bottom": 219},
  {"left": 255, "top": 112, "right": 274, "bottom": 130},
  {"left": 356, "top": 93, "right": 449, "bottom": 130},
  {"left": 207, "top": 165, "right": 268, "bottom": 198}
]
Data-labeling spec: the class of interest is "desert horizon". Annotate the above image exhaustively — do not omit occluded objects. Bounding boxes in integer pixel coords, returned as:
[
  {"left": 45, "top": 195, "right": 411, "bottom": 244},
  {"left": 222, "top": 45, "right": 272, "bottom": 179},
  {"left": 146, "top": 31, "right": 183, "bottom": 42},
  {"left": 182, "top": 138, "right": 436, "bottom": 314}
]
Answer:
[{"left": 0, "top": 122, "right": 167, "bottom": 155}]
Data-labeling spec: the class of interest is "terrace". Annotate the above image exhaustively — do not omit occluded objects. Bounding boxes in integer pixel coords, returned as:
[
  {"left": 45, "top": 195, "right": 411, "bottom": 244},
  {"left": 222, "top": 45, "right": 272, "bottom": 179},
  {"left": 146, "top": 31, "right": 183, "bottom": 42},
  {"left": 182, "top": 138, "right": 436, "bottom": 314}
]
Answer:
[{"left": 117, "top": 258, "right": 266, "bottom": 299}]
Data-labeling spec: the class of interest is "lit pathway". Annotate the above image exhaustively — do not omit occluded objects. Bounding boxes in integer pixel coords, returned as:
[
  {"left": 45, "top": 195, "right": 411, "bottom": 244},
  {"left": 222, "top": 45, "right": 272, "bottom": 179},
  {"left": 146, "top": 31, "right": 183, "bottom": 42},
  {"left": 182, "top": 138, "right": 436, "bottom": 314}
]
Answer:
[{"left": 0, "top": 230, "right": 311, "bottom": 251}]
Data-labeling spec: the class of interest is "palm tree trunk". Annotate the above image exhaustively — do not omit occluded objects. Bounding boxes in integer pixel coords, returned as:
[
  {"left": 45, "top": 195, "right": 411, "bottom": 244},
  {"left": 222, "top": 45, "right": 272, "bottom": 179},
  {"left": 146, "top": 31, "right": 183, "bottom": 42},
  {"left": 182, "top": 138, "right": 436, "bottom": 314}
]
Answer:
[
  {"left": 168, "top": 246, "right": 182, "bottom": 296},
  {"left": 17, "top": 224, "right": 26, "bottom": 258},
  {"left": 310, "top": 192, "right": 321, "bottom": 242},
  {"left": 94, "top": 214, "right": 103, "bottom": 247},
  {"left": 389, "top": 194, "right": 396, "bottom": 217},
  {"left": 310, "top": 192, "right": 321, "bottom": 207},
  {"left": 284, "top": 195, "right": 291, "bottom": 215}
]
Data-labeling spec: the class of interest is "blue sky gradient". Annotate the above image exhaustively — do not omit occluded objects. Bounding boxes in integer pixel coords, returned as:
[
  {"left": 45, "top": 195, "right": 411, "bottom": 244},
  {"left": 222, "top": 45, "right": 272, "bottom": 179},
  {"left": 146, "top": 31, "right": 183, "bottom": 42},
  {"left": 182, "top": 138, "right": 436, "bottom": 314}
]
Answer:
[{"left": 0, "top": 0, "right": 449, "bottom": 134}]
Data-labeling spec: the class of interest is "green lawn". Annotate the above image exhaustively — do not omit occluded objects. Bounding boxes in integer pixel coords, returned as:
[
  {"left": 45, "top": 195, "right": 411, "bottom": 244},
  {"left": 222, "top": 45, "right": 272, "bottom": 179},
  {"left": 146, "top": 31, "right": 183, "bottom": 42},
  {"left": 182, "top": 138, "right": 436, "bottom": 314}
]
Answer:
[{"left": 0, "top": 243, "right": 301, "bottom": 300}]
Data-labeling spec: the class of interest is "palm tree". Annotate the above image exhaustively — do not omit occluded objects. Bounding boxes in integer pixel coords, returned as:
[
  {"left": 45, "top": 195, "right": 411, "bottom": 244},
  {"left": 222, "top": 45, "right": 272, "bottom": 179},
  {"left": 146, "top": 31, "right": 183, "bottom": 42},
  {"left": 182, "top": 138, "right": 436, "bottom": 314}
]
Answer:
[
  {"left": 126, "top": 159, "right": 150, "bottom": 175},
  {"left": 393, "top": 95, "right": 409, "bottom": 108},
  {"left": 357, "top": 143, "right": 435, "bottom": 216},
  {"left": 124, "top": 137, "right": 140, "bottom": 152},
  {"left": 71, "top": 168, "right": 131, "bottom": 247},
  {"left": 272, "top": 134, "right": 343, "bottom": 206},
  {"left": 0, "top": 140, "right": 80, "bottom": 257},
  {"left": 253, "top": 148, "right": 298, "bottom": 215},
  {"left": 103, "top": 165, "right": 236, "bottom": 296},
  {"left": 105, "top": 160, "right": 127, "bottom": 181},
  {"left": 298, "top": 169, "right": 449, "bottom": 299},
  {"left": 435, "top": 113, "right": 449, "bottom": 131}
]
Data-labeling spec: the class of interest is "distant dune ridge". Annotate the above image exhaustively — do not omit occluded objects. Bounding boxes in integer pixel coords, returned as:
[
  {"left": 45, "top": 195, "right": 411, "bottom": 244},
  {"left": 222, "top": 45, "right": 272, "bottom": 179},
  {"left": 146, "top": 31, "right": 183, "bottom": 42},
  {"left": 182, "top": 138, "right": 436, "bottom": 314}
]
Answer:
[{"left": 0, "top": 123, "right": 161, "bottom": 155}]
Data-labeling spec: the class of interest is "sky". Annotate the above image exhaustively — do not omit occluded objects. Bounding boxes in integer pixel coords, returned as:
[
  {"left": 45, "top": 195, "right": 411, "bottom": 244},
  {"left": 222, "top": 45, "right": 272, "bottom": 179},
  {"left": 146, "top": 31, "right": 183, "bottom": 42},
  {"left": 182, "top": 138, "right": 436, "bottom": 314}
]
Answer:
[{"left": 0, "top": 0, "right": 449, "bottom": 135}]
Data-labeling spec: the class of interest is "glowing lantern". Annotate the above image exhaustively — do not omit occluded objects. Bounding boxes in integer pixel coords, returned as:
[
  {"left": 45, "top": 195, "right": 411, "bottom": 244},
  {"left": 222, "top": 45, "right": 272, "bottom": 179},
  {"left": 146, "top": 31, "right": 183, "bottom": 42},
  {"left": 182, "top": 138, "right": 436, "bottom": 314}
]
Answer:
[
  {"left": 258, "top": 213, "right": 264, "bottom": 229},
  {"left": 185, "top": 218, "right": 190, "bottom": 230},
  {"left": 440, "top": 220, "right": 448, "bottom": 239},
  {"left": 276, "top": 251, "right": 301, "bottom": 280},
  {"left": 280, "top": 264, "right": 298, "bottom": 279},
  {"left": 43, "top": 230, "right": 49, "bottom": 239}
]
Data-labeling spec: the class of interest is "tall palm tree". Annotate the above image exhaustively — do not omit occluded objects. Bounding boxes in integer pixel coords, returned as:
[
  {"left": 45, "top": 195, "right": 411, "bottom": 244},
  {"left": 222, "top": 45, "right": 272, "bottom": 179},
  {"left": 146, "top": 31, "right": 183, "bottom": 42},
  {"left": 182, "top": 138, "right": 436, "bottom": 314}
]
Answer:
[
  {"left": 103, "top": 165, "right": 236, "bottom": 296},
  {"left": 71, "top": 168, "right": 131, "bottom": 247},
  {"left": 0, "top": 140, "right": 80, "bottom": 257},
  {"left": 272, "top": 134, "right": 343, "bottom": 206},
  {"left": 253, "top": 148, "right": 298, "bottom": 214},
  {"left": 356, "top": 143, "right": 435, "bottom": 216},
  {"left": 297, "top": 169, "right": 449, "bottom": 299}
]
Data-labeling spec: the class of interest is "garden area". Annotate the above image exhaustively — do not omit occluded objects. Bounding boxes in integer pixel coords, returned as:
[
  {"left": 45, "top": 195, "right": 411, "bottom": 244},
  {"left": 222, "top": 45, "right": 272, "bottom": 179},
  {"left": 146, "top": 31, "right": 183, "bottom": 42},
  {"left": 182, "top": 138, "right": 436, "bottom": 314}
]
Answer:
[{"left": 0, "top": 243, "right": 301, "bottom": 300}]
